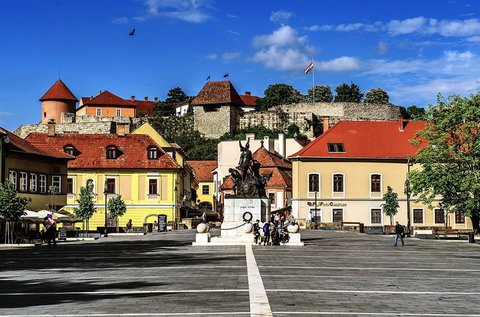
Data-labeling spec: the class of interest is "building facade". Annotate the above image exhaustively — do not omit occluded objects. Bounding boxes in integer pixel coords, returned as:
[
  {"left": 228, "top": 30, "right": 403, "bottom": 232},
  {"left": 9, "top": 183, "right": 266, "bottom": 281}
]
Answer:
[
  {"left": 186, "top": 160, "right": 217, "bottom": 208},
  {"left": 289, "top": 119, "right": 473, "bottom": 230}
]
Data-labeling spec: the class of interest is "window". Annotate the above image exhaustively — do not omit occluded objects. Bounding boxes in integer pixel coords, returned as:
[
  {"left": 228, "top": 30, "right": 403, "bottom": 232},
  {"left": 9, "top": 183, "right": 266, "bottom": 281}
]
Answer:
[
  {"left": 86, "top": 179, "right": 95, "bottom": 193},
  {"left": 413, "top": 208, "right": 423, "bottom": 224},
  {"left": 333, "top": 174, "right": 344, "bottom": 193},
  {"left": 371, "top": 208, "right": 382, "bottom": 224},
  {"left": 202, "top": 185, "right": 210, "bottom": 195},
  {"left": 148, "top": 147, "right": 159, "bottom": 159},
  {"left": 67, "top": 178, "right": 74, "bottom": 194},
  {"left": 106, "top": 146, "right": 118, "bottom": 159},
  {"left": 116, "top": 109, "right": 121, "bottom": 116},
  {"left": 371, "top": 174, "right": 381, "bottom": 193},
  {"left": 9, "top": 171, "right": 17, "bottom": 190},
  {"left": 96, "top": 108, "right": 102, "bottom": 117},
  {"left": 44, "top": 112, "right": 46, "bottom": 118},
  {"left": 148, "top": 179, "right": 158, "bottom": 195},
  {"left": 19, "top": 172, "right": 28, "bottom": 192},
  {"left": 310, "top": 208, "right": 321, "bottom": 223},
  {"left": 455, "top": 210, "right": 465, "bottom": 224},
  {"left": 268, "top": 192, "right": 275, "bottom": 205},
  {"left": 64, "top": 145, "right": 77, "bottom": 156},
  {"left": 327, "top": 143, "right": 345, "bottom": 152},
  {"left": 332, "top": 208, "right": 343, "bottom": 222},
  {"left": 29, "top": 173, "right": 37, "bottom": 192},
  {"left": 106, "top": 178, "right": 116, "bottom": 194},
  {"left": 39, "top": 175, "right": 47, "bottom": 193},
  {"left": 434, "top": 208, "right": 445, "bottom": 224},
  {"left": 51, "top": 176, "right": 61, "bottom": 193},
  {"left": 308, "top": 174, "right": 320, "bottom": 192}
]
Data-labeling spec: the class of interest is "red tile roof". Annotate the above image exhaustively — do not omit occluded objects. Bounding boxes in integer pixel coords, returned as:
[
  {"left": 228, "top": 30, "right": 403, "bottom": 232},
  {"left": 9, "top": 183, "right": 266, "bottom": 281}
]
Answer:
[
  {"left": 25, "top": 133, "right": 180, "bottom": 170},
  {"left": 239, "top": 94, "right": 259, "bottom": 107},
  {"left": 290, "top": 120, "right": 426, "bottom": 159},
  {"left": 187, "top": 160, "right": 217, "bottom": 182},
  {"left": 0, "top": 128, "right": 71, "bottom": 159},
  {"left": 131, "top": 100, "right": 155, "bottom": 116},
  {"left": 221, "top": 168, "right": 291, "bottom": 189},
  {"left": 81, "top": 90, "right": 136, "bottom": 107},
  {"left": 253, "top": 146, "right": 291, "bottom": 169},
  {"left": 39, "top": 80, "right": 78, "bottom": 102},
  {"left": 191, "top": 81, "right": 245, "bottom": 106}
]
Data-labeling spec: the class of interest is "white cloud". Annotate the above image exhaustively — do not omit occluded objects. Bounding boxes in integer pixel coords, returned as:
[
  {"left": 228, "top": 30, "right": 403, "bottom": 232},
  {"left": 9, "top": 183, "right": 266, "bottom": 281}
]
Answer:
[
  {"left": 364, "top": 59, "right": 426, "bottom": 75},
  {"left": 270, "top": 10, "right": 292, "bottom": 24},
  {"left": 253, "top": 25, "right": 307, "bottom": 48},
  {"left": 222, "top": 52, "right": 241, "bottom": 62},
  {"left": 129, "top": 0, "right": 213, "bottom": 23},
  {"left": 444, "top": 50, "right": 474, "bottom": 62},
  {"left": 205, "top": 53, "right": 218, "bottom": 60},
  {"left": 112, "top": 17, "right": 129, "bottom": 25},
  {"left": 307, "top": 16, "right": 480, "bottom": 38},
  {"left": 377, "top": 41, "right": 389, "bottom": 55},
  {"left": 252, "top": 47, "right": 310, "bottom": 72},
  {"left": 316, "top": 56, "right": 361, "bottom": 72}
]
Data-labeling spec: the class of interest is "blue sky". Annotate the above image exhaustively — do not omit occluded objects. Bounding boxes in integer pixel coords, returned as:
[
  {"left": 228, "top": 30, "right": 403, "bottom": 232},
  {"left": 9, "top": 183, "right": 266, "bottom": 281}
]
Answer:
[{"left": 1, "top": 0, "right": 480, "bottom": 131}]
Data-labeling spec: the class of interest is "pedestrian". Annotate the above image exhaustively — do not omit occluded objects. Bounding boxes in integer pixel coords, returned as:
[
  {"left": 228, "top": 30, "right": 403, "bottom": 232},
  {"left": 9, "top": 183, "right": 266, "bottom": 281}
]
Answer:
[
  {"left": 43, "top": 216, "right": 57, "bottom": 247},
  {"left": 305, "top": 212, "right": 312, "bottom": 229},
  {"left": 393, "top": 221, "right": 404, "bottom": 246},
  {"left": 153, "top": 221, "right": 158, "bottom": 231},
  {"left": 262, "top": 221, "right": 270, "bottom": 245},
  {"left": 126, "top": 219, "right": 133, "bottom": 233},
  {"left": 253, "top": 219, "right": 261, "bottom": 244},
  {"left": 202, "top": 211, "right": 207, "bottom": 223}
]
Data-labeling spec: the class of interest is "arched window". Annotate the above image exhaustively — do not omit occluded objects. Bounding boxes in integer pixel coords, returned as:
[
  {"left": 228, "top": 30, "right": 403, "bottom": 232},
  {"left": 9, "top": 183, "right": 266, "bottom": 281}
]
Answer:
[
  {"left": 86, "top": 179, "right": 95, "bottom": 194},
  {"left": 333, "top": 174, "right": 344, "bottom": 193},
  {"left": 106, "top": 145, "right": 119, "bottom": 159},
  {"left": 308, "top": 173, "right": 320, "bottom": 193},
  {"left": 63, "top": 144, "right": 77, "bottom": 156},
  {"left": 147, "top": 146, "right": 159, "bottom": 159}
]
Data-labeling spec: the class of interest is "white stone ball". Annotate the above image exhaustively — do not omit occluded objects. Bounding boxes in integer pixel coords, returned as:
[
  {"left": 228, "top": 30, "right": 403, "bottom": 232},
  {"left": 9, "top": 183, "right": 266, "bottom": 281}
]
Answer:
[
  {"left": 197, "top": 223, "right": 209, "bottom": 233},
  {"left": 287, "top": 224, "right": 299, "bottom": 233},
  {"left": 244, "top": 223, "right": 253, "bottom": 233}
]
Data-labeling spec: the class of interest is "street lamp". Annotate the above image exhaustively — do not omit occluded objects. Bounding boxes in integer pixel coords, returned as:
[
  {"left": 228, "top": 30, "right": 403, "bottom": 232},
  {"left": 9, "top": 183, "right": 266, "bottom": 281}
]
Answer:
[
  {"left": 103, "top": 180, "right": 108, "bottom": 237},
  {"left": 404, "top": 158, "right": 414, "bottom": 238}
]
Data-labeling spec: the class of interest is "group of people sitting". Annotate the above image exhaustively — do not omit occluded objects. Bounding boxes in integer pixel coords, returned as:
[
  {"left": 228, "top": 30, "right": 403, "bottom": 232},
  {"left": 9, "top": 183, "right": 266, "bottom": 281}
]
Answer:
[{"left": 252, "top": 213, "right": 295, "bottom": 245}]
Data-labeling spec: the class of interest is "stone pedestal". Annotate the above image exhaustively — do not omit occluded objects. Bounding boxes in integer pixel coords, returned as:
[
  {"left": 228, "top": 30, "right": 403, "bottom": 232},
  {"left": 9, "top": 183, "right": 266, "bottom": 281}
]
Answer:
[
  {"left": 287, "top": 233, "right": 304, "bottom": 246},
  {"left": 192, "top": 233, "right": 211, "bottom": 245},
  {"left": 221, "top": 198, "right": 269, "bottom": 238}
]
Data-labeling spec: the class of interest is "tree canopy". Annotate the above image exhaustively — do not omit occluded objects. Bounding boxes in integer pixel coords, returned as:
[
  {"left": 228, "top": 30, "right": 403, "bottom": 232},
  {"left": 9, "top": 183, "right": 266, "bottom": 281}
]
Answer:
[
  {"left": 382, "top": 186, "right": 399, "bottom": 225},
  {"left": 108, "top": 195, "right": 127, "bottom": 219},
  {"left": 405, "top": 105, "right": 427, "bottom": 120},
  {"left": 307, "top": 85, "right": 333, "bottom": 102},
  {"left": 164, "top": 87, "right": 189, "bottom": 107},
  {"left": 334, "top": 83, "right": 364, "bottom": 103},
  {"left": 364, "top": 88, "right": 389, "bottom": 104},
  {"left": 256, "top": 84, "right": 304, "bottom": 110},
  {"left": 0, "top": 181, "right": 29, "bottom": 222},
  {"left": 74, "top": 186, "right": 96, "bottom": 221},
  {"left": 409, "top": 93, "right": 480, "bottom": 232}
]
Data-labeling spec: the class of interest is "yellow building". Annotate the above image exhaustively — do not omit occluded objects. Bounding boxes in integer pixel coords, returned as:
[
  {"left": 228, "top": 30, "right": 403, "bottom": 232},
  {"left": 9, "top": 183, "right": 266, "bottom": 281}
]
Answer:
[
  {"left": 26, "top": 131, "right": 182, "bottom": 231},
  {"left": 1, "top": 127, "right": 71, "bottom": 211},
  {"left": 186, "top": 160, "right": 217, "bottom": 208},
  {"left": 289, "top": 119, "right": 472, "bottom": 231}
]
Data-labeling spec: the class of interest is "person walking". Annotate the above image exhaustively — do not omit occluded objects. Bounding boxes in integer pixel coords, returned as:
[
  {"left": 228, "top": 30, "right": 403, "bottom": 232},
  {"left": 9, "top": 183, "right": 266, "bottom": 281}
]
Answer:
[
  {"left": 253, "top": 219, "right": 261, "bottom": 244},
  {"left": 126, "top": 219, "right": 133, "bottom": 233},
  {"left": 262, "top": 221, "right": 271, "bottom": 245},
  {"left": 394, "top": 221, "right": 404, "bottom": 246}
]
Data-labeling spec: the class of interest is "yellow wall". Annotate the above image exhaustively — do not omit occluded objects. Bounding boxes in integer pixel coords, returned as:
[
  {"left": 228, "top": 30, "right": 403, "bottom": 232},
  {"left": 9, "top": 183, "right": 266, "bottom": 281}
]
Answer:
[
  {"left": 64, "top": 169, "right": 181, "bottom": 229},
  {"left": 82, "top": 106, "right": 136, "bottom": 118},
  {"left": 292, "top": 160, "right": 472, "bottom": 229},
  {"left": 197, "top": 181, "right": 214, "bottom": 205}
]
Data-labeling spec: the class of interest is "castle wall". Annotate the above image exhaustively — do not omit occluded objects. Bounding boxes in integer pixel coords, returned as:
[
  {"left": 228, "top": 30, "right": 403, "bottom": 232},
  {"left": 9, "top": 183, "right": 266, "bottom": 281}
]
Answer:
[{"left": 194, "top": 104, "right": 240, "bottom": 139}]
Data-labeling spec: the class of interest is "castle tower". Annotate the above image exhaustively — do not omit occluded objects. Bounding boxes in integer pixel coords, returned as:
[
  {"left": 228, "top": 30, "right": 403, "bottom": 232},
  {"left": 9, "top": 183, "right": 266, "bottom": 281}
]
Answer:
[{"left": 39, "top": 80, "right": 78, "bottom": 124}]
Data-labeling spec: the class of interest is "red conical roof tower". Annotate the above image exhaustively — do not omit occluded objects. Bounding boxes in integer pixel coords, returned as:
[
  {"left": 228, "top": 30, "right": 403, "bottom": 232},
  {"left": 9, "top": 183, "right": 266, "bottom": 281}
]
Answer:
[
  {"left": 40, "top": 80, "right": 78, "bottom": 102},
  {"left": 40, "top": 80, "right": 78, "bottom": 124}
]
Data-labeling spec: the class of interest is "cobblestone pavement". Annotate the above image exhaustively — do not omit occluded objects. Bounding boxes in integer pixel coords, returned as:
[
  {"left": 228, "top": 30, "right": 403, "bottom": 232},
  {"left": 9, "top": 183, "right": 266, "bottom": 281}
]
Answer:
[{"left": 0, "top": 230, "right": 479, "bottom": 316}]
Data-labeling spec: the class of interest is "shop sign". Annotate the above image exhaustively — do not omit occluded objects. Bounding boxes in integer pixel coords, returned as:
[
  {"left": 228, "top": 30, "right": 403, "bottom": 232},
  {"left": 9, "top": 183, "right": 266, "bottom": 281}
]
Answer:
[{"left": 307, "top": 201, "right": 347, "bottom": 207}]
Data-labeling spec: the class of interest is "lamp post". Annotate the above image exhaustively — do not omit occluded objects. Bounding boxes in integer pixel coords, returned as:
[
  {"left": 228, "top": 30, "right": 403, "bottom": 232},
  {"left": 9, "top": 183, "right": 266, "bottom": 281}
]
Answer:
[
  {"left": 404, "top": 158, "right": 414, "bottom": 238},
  {"left": 314, "top": 191, "right": 318, "bottom": 229},
  {"left": 174, "top": 185, "right": 178, "bottom": 230},
  {"left": 103, "top": 180, "right": 108, "bottom": 237}
]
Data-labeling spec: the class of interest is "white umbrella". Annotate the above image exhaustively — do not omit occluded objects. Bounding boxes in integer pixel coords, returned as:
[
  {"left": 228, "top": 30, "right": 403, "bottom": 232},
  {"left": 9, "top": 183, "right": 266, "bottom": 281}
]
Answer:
[
  {"left": 21, "top": 210, "right": 41, "bottom": 219},
  {"left": 37, "top": 210, "right": 66, "bottom": 219}
]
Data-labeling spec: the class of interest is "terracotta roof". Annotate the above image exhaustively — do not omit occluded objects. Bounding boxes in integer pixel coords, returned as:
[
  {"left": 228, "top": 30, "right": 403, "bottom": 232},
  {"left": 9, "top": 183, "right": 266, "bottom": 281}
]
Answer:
[
  {"left": 290, "top": 120, "right": 426, "bottom": 159},
  {"left": 131, "top": 100, "right": 155, "bottom": 116},
  {"left": 191, "top": 81, "right": 245, "bottom": 106},
  {"left": 39, "top": 80, "right": 78, "bottom": 102},
  {"left": 187, "top": 160, "right": 217, "bottom": 182},
  {"left": 220, "top": 167, "right": 291, "bottom": 189},
  {"left": 81, "top": 90, "right": 136, "bottom": 107},
  {"left": 0, "top": 128, "right": 71, "bottom": 159},
  {"left": 25, "top": 133, "right": 180, "bottom": 170},
  {"left": 239, "top": 94, "right": 259, "bottom": 107},
  {"left": 253, "top": 146, "right": 291, "bottom": 169}
]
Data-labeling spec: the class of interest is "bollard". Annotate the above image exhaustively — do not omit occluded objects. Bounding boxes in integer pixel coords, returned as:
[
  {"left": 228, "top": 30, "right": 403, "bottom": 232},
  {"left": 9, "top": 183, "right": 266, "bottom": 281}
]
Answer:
[
  {"left": 469, "top": 232, "right": 475, "bottom": 243},
  {"left": 359, "top": 223, "right": 365, "bottom": 234}
]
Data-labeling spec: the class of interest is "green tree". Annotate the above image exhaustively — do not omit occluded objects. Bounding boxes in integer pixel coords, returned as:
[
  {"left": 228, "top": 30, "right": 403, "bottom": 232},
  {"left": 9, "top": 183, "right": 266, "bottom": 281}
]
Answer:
[
  {"left": 409, "top": 93, "right": 480, "bottom": 232},
  {"left": 382, "top": 186, "right": 399, "bottom": 225},
  {"left": 108, "top": 195, "right": 127, "bottom": 233},
  {"left": 405, "top": 105, "right": 427, "bottom": 120},
  {"left": 152, "top": 101, "right": 175, "bottom": 117},
  {"left": 256, "top": 84, "right": 303, "bottom": 110},
  {"left": 164, "top": 87, "right": 189, "bottom": 107},
  {"left": 307, "top": 85, "right": 333, "bottom": 102},
  {"left": 74, "top": 185, "right": 96, "bottom": 232},
  {"left": 364, "top": 88, "right": 390, "bottom": 104},
  {"left": 334, "top": 83, "right": 363, "bottom": 103},
  {"left": 0, "top": 181, "right": 29, "bottom": 244}
]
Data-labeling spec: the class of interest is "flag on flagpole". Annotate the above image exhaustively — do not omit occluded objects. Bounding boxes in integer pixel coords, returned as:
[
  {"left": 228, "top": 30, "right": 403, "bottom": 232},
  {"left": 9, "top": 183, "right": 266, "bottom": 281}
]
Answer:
[
  {"left": 304, "top": 61, "right": 314, "bottom": 74},
  {"left": 223, "top": 73, "right": 229, "bottom": 78},
  {"left": 206, "top": 74, "right": 211, "bottom": 81}
]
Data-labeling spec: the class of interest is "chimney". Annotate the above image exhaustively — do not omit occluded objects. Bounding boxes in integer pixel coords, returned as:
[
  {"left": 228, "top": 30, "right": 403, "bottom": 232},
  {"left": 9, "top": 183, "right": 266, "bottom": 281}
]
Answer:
[
  {"left": 245, "top": 91, "right": 251, "bottom": 96},
  {"left": 98, "top": 90, "right": 102, "bottom": 95},
  {"left": 89, "top": 96, "right": 93, "bottom": 101},
  {"left": 116, "top": 123, "right": 129, "bottom": 137},
  {"left": 130, "top": 96, "right": 135, "bottom": 102},
  {"left": 398, "top": 116, "right": 405, "bottom": 132},
  {"left": 154, "top": 97, "right": 158, "bottom": 102},
  {"left": 144, "top": 97, "right": 148, "bottom": 102},
  {"left": 47, "top": 119, "right": 56, "bottom": 137},
  {"left": 322, "top": 116, "right": 330, "bottom": 133},
  {"left": 278, "top": 133, "right": 286, "bottom": 158}
]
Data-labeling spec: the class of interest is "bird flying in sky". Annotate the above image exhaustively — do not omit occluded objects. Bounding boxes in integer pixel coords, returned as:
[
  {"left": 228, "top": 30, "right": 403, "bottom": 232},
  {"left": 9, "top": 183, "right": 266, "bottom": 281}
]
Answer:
[{"left": 129, "top": 28, "right": 135, "bottom": 36}]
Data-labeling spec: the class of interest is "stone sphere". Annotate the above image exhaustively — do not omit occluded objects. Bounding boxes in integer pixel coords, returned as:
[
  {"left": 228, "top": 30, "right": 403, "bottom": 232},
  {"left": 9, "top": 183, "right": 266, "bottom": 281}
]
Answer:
[
  {"left": 287, "top": 224, "right": 299, "bottom": 233},
  {"left": 244, "top": 223, "right": 253, "bottom": 233},
  {"left": 197, "top": 223, "right": 209, "bottom": 233}
]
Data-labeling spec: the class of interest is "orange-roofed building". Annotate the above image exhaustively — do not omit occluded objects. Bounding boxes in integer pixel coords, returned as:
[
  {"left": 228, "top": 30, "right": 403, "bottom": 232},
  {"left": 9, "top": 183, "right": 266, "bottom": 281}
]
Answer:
[
  {"left": 289, "top": 118, "right": 472, "bottom": 231},
  {"left": 76, "top": 90, "right": 136, "bottom": 118},
  {"left": 239, "top": 91, "right": 259, "bottom": 112},
  {"left": 25, "top": 132, "right": 183, "bottom": 232},
  {"left": 187, "top": 160, "right": 217, "bottom": 208},
  {"left": 40, "top": 80, "right": 78, "bottom": 124},
  {"left": 220, "top": 144, "right": 292, "bottom": 212}
]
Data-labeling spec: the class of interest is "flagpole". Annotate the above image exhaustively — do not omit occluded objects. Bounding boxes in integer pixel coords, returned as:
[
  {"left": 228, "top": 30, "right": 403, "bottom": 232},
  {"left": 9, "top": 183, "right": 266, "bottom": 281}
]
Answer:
[{"left": 312, "top": 60, "right": 315, "bottom": 104}]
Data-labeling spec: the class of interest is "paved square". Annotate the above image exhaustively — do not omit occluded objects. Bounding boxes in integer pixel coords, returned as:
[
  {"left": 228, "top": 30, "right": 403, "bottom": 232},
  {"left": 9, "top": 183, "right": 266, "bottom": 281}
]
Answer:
[{"left": 0, "top": 230, "right": 480, "bottom": 316}]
